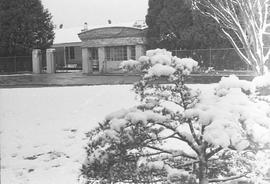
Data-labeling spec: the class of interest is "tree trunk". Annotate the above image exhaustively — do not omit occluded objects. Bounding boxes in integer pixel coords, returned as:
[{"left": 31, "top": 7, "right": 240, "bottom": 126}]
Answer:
[{"left": 199, "top": 159, "right": 208, "bottom": 184}]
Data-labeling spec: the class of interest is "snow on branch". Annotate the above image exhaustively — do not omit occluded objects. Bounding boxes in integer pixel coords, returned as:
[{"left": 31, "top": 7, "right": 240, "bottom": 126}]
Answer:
[
  {"left": 209, "top": 173, "right": 248, "bottom": 183},
  {"left": 81, "top": 49, "right": 270, "bottom": 183},
  {"left": 193, "top": 0, "right": 270, "bottom": 75},
  {"left": 146, "top": 145, "right": 197, "bottom": 160}
]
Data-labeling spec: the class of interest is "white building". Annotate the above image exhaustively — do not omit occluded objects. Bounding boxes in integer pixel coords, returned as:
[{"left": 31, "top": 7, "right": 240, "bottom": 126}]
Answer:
[{"left": 52, "top": 22, "right": 147, "bottom": 73}]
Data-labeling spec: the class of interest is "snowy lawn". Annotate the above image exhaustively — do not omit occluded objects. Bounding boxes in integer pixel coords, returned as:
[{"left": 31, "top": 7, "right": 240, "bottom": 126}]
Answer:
[{"left": 0, "top": 84, "right": 227, "bottom": 184}]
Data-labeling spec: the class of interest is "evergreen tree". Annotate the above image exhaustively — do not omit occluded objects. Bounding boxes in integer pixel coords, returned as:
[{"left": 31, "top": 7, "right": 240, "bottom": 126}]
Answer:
[
  {"left": 0, "top": 0, "right": 54, "bottom": 56},
  {"left": 145, "top": 0, "right": 231, "bottom": 50},
  {"left": 81, "top": 49, "right": 270, "bottom": 184}
]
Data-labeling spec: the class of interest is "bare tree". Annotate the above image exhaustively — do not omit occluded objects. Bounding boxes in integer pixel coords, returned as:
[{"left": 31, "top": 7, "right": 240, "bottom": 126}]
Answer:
[{"left": 193, "top": 0, "right": 270, "bottom": 75}]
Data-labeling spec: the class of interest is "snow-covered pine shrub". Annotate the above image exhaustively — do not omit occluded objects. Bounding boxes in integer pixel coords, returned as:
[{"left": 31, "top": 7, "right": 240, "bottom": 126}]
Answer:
[{"left": 81, "top": 49, "right": 270, "bottom": 184}]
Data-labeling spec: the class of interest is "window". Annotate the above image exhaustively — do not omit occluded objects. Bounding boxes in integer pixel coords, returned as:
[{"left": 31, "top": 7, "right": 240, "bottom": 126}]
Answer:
[
  {"left": 105, "top": 46, "right": 127, "bottom": 61},
  {"left": 65, "top": 47, "right": 75, "bottom": 60},
  {"left": 89, "top": 48, "right": 98, "bottom": 60},
  {"left": 69, "top": 47, "right": 75, "bottom": 59},
  {"left": 130, "top": 46, "right": 136, "bottom": 60}
]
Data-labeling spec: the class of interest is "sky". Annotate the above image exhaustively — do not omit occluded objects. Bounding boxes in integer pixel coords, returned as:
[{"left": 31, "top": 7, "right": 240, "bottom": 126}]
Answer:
[{"left": 41, "top": 0, "right": 149, "bottom": 29}]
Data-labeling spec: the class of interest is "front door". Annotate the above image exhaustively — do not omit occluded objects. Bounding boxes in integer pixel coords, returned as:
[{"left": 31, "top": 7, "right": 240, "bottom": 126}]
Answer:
[{"left": 89, "top": 48, "right": 99, "bottom": 72}]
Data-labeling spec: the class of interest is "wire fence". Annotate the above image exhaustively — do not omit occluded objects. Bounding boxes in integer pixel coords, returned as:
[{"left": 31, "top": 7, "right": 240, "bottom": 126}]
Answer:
[
  {"left": 172, "top": 47, "right": 270, "bottom": 71},
  {"left": 0, "top": 56, "right": 32, "bottom": 73},
  {"left": 0, "top": 48, "right": 269, "bottom": 74}
]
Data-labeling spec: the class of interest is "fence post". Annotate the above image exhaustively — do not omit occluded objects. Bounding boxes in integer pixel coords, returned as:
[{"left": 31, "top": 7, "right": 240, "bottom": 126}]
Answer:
[
  {"left": 14, "top": 56, "right": 17, "bottom": 73},
  {"left": 209, "top": 48, "right": 212, "bottom": 68},
  {"left": 32, "top": 49, "right": 42, "bottom": 73},
  {"left": 46, "top": 48, "right": 56, "bottom": 73}
]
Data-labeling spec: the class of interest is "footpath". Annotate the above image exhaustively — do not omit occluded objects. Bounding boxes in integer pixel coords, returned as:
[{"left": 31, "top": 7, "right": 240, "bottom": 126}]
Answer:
[
  {"left": 0, "top": 73, "right": 141, "bottom": 88},
  {"left": 0, "top": 71, "right": 255, "bottom": 88}
]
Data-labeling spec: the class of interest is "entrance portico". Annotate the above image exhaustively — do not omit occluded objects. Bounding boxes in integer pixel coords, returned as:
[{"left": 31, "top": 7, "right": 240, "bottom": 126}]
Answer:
[{"left": 78, "top": 27, "right": 147, "bottom": 74}]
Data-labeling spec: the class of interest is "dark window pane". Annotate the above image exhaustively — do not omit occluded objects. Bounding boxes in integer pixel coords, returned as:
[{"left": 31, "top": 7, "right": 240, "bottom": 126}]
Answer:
[
  {"left": 70, "top": 47, "right": 75, "bottom": 59},
  {"left": 130, "top": 46, "right": 136, "bottom": 60}
]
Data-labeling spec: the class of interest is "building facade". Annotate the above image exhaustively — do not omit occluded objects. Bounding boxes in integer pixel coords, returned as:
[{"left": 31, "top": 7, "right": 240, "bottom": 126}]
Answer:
[
  {"left": 53, "top": 43, "right": 82, "bottom": 68},
  {"left": 78, "top": 27, "right": 147, "bottom": 73},
  {"left": 51, "top": 24, "right": 147, "bottom": 73},
  {"left": 52, "top": 27, "right": 83, "bottom": 69}
]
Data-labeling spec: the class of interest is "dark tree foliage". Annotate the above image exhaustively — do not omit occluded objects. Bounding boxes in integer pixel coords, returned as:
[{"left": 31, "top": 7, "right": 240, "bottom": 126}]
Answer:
[
  {"left": 145, "top": 0, "right": 232, "bottom": 50},
  {"left": 0, "top": 0, "right": 54, "bottom": 56}
]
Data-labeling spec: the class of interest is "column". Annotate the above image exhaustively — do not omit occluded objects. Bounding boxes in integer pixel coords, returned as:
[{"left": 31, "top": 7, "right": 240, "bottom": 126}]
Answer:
[
  {"left": 46, "top": 49, "right": 56, "bottom": 73},
  {"left": 135, "top": 45, "right": 145, "bottom": 60},
  {"left": 127, "top": 46, "right": 132, "bottom": 60},
  {"left": 63, "top": 46, "right": 67, "bottom": 66},
  {"left": 98, "top": 47, "right": 105, "bottom": 73},
  {"left": 32, "top": 49, "right": 42, "bottom": 74},
  {"left": 82, "top": 48, "right": 92, "bottom": 74}
]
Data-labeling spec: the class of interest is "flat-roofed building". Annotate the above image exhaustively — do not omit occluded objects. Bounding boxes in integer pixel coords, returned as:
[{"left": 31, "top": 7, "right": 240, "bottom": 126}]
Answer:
[
  {"left": 78, "top": 26, "right": 147, "bottom": 73},
  {"left": 52, "top": 22, "right": 147, "bottom": 73}
]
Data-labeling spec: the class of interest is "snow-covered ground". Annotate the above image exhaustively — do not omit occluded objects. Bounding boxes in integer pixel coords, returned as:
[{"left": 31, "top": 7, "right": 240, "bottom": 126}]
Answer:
[
  {"left": 1, "top": 82, "right": 270, "bottom": 184},
  {"left": 9, "top": 82, "right": 270, "bottom": 184},
  {"left": 0, "top": 84, "right": 215, "bottom": 184},
  {"left": 0, "top": 85, "right": 141, "bottom": 184}
]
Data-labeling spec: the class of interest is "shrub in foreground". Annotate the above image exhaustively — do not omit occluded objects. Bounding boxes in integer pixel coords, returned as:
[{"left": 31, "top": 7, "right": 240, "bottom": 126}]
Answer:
[{"left": 81, "top": 49, "right": 270, "bottom": 184}]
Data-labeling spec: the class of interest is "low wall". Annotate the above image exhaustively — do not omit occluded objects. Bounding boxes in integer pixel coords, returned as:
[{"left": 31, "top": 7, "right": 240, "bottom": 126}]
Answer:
[
  {"left": 104, "top": 60, "right": 123, "bottom": 73},
  {"left": 186, "top": 74, "right": 255, "bottom": 84},
  {"left": 148, "top": 74, "right": 256, "bottom": 84}
]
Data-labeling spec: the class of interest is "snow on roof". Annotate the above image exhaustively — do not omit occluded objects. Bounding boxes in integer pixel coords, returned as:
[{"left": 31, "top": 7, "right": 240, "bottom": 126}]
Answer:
[{"left": 53, "top": 21, "right": 147, "bottom": 45}]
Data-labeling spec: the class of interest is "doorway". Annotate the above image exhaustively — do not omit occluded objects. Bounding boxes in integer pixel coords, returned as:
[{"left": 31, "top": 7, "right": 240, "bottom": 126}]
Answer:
[{"left": 89, "top": 48, "right": 99, "bottom": 72}]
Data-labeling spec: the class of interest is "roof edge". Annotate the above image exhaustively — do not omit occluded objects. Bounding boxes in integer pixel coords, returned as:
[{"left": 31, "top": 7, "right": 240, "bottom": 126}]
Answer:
[
  {"left": 78, "top": 26, "right": 144, "bottom": 36},
  {"left": 52, "top": 42, "right": 82, "bottom": 47}
]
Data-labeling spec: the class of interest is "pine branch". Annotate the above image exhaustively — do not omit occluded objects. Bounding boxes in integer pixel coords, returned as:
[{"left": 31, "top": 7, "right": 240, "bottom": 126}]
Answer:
[
  {"left": 156, "top": 133, "right": 179, "bottom": 143},
  {"left": 206, "top": 146, "right": 223, "bottom": 160},
  {"left": 187, "top": 119, "right": 201, "bottom": 145},
  {"left": 140, "top": 151, "right": 163, "bottom": 157},
  {"left": 209, "top": 173, "right": 248, "bottom": 183},
  {"left": 178, "top": 157, "right": 220, "bottom": 168},
  {"left": 146, "top": 145, "right": 197, "bottom": 160},
  {"left": 155, "top": 122, "right": 200, "bottom": 155}
]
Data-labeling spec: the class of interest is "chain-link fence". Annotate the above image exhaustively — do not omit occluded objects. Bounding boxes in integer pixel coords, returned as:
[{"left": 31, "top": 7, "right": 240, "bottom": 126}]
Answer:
[
  {"left": 172, "top": 47, "right": 270, "bottom": 71},
  {"left": 0, "top": 56, "right": 32, "bottom": 73}
]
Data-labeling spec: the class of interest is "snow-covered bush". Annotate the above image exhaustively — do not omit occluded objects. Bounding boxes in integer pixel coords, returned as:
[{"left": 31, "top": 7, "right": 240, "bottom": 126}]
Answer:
[
  {"left": 81, "top": 49, "right": 270, "bottom": 184},
  {"left": 119, "top": 59, "right": 141, "bottom": 72},
  {"left": 252, "top": 70, "right": 270, "bottom": 96}
]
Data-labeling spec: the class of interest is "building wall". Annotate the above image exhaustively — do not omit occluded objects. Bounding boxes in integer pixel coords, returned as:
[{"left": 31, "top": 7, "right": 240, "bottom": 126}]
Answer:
[{"left": 104, "top": 60, "right": 123, "bottom": 73}]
